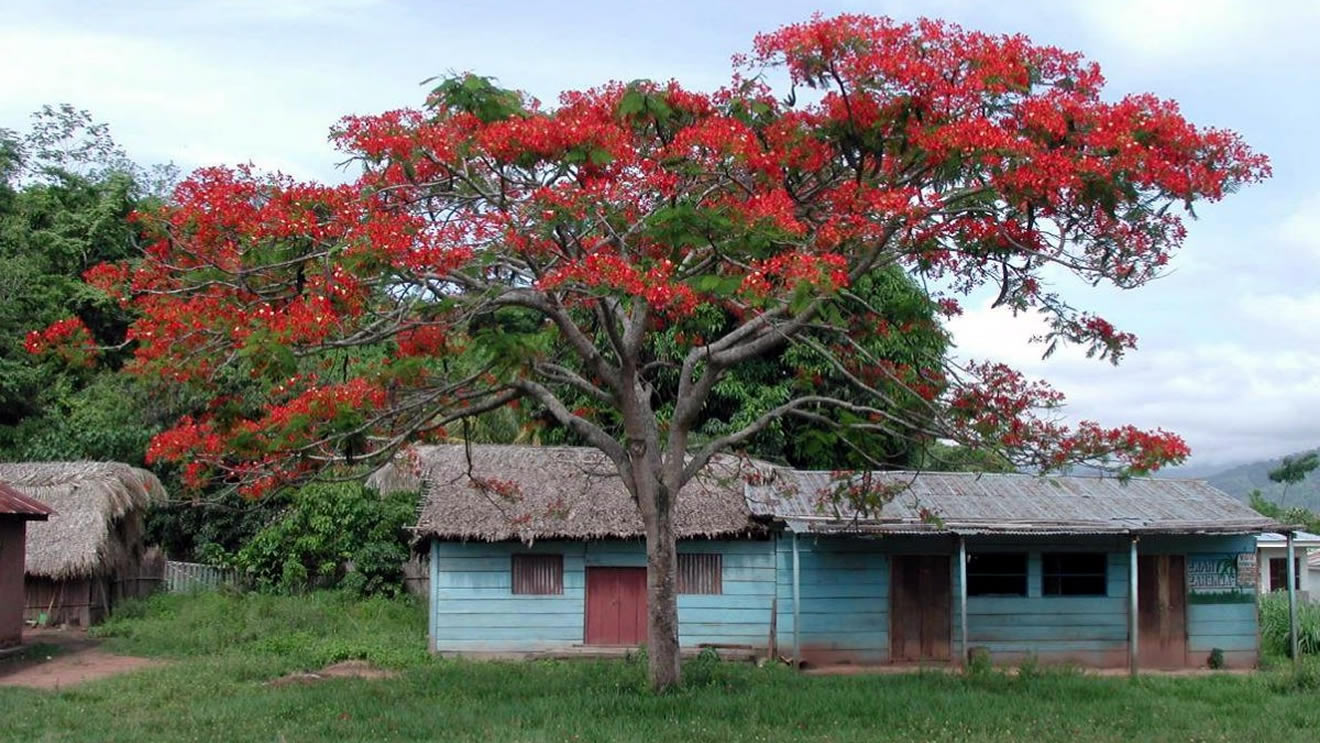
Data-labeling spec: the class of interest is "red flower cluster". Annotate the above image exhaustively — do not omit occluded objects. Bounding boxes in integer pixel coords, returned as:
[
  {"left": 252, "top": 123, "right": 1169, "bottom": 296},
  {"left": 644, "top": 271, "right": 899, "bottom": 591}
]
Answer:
[
  {"left": 24, "top": 317, "right": 96, "bottom": 367},
  {"left": 540, "top": 254, "right": 698, "bottom": 315}
]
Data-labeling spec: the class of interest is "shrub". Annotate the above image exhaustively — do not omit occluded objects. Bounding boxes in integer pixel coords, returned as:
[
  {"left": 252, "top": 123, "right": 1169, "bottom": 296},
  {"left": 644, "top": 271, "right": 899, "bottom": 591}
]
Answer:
[
  {"left": 966, "top": 646, "right": 993, "bottom": 676},
  {"left": 234, "top": 482, "right": 418, "bottom": 596},
  {"left": 1258, "top": 592, "right": 1320, "bottom": 658}
]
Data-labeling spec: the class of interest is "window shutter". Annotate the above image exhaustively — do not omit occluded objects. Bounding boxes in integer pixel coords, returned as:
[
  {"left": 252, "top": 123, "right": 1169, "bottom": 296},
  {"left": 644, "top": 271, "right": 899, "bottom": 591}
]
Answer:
[
  {"left": 677, "top": 553, "right": 722, "bottom": 594},
  {"left": 512, "top": 554, "right": 563, "bottom": 595}
]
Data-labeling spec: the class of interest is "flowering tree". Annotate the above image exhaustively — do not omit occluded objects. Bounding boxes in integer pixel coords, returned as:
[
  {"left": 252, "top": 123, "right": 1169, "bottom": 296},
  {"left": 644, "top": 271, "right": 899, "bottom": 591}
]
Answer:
[{"left": 29, "top": 15, "right": 1267, "bottom": 688}]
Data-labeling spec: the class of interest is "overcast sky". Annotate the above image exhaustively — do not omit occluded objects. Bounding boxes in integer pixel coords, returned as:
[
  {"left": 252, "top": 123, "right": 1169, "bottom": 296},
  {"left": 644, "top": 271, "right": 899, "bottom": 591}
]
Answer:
[{"left": 3, "top": 0, "right": 1317, "bottom": 472}]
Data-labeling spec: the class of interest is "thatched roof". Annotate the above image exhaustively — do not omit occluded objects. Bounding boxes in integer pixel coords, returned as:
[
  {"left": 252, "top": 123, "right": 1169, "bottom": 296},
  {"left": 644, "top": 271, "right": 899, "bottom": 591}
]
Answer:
[
  {"left": 0, "top": 462, "right": 166, "bottom": 579},
  {"left": 393, "top": 445, "right": 758, "bottom": 542}
]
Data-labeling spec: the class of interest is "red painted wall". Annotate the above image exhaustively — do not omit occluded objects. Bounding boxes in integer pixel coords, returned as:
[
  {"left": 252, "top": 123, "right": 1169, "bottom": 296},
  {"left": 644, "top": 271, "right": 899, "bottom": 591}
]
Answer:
[{"left": 0, "top": 518, "right": 26, "bottom": 648}]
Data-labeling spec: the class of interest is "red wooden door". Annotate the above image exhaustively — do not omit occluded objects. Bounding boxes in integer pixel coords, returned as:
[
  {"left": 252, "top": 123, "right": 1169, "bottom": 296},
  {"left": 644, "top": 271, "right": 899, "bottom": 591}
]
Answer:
[
  {"left": 1138, "top": 554, "right": 1187, "bottom": 668},
  {"left": 585, "top": 567, "right": 648, "bottom": 646},
  {"left": 890, "top": 555, "right": 952, "bottom": 662}
]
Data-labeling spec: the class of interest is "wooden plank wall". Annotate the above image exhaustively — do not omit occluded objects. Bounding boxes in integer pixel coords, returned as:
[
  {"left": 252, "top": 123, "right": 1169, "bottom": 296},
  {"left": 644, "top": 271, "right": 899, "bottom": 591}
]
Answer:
[
  {"left": 956, "top": 540, "right": 1131, "bottom": 667},
  {"left": 429, "top": 538, "right": 776, "bottom": 653},
  {"left": 775, "top": 536, "right": 890, "bottom": 664},
  {"left": 774, "top": 533, "right": 1260, "bottom": 668},
  {"left": 429, "top": 532, "right": 1261, "bottom": 667}
]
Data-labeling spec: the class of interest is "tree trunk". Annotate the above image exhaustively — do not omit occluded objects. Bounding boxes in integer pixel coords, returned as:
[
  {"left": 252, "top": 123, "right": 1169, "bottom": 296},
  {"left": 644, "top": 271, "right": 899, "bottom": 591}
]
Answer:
[{"left": 644, "top": 507, "right": 681, "bottom": 691}]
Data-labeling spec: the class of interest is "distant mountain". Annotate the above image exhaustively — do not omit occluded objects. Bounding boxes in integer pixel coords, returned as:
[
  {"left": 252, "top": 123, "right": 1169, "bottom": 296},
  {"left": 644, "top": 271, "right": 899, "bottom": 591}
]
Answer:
[{"left": 1202, "top": 447, "right": 1320, "bottom": 511}]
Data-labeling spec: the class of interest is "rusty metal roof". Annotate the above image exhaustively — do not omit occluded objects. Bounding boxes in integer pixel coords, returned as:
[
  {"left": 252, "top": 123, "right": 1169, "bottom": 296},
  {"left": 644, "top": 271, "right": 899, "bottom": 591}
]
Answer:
[
  {"left": 747, "top": 470, "right": 1285, "bottom": 536},
  {"left": 0, "top": 481, "right": 53, "bottom": 520}
]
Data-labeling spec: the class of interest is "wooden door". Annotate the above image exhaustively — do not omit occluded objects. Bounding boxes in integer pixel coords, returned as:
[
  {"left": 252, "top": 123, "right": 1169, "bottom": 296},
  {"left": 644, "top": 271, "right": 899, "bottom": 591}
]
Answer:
[
  {"left": 890, "top": 555, "right": 952, "bottom": 662},
  {"left": 1138, "top": 554, "right": 1187, "bottom": 668},
  {"left": 585, "top": 567, "right": 648, "bottom": 646}
]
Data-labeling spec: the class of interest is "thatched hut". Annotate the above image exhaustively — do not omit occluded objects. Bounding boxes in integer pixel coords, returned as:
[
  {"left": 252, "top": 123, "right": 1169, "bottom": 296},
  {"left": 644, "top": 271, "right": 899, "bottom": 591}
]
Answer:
[
  {"left": 367, "top": 444, "right": 758, "bottom": 599},
  {"left": 0, "top": 462, "right": 166, "bottom": 626}
]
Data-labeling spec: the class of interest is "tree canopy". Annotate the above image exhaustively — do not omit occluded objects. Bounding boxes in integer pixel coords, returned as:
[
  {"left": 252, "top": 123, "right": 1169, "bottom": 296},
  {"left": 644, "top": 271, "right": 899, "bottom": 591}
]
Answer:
[{"left": 30, "top": 15, "right": 1267, "bottom": 688}]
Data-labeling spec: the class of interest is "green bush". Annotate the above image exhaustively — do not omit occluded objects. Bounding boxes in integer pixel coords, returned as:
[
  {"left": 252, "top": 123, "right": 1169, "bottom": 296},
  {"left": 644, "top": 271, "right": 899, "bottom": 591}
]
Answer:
[
  {"left": 1258, "top": 592, "right": 1320, "bottom": 657},
  {"left": 233, "top": 482, "right": 418, "bottom": 596}
]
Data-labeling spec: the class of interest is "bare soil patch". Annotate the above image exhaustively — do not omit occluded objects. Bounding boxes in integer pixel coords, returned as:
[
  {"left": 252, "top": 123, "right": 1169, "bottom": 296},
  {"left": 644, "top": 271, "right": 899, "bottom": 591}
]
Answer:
[
  {"left": 0, "top": 629, "right": 163, "bottom": 689},
  {"left": 266, "top": 660, "right": 399, "bottom": 686}
]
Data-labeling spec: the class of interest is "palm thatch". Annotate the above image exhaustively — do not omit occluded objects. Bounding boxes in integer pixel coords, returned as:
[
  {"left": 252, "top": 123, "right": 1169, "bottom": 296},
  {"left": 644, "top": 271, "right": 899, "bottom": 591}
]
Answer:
[
  {"left": 385, "top": 445, "right": 760, "bottom": 542},
  {"left": 0, "top": 462, "right": 166, "bottom": 579}
]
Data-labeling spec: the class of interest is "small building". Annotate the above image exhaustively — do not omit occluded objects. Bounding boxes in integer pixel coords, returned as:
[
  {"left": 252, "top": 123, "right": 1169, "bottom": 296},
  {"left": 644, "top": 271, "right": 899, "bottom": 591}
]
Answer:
[
  {"left": 0, "top": 462, "right": 166, "bottom": 626},
  {"left": 409, "top": 445, "right": 1283, "bottom": 670},
  {"left": 1255, "top": 531, "right": 1320, "bottom": 600},
  {"left": 0, "top": 482, "right": 53, "bottom": 648}
]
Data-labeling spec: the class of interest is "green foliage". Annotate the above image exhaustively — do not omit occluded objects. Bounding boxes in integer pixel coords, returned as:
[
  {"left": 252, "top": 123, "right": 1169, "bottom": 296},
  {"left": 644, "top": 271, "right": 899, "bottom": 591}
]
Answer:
[
  {"left": 92, "top": 590, "right": 427, "bottom": 669},
  {"left": 1269, "top": 452, "right": 1320, "bottom": 506},
  {"left": 425, "top": 73, "right": 529, "bottom": 124},
  {"left": 1259, "top": 592, "right": 1320, "bottom": 658},
  {"left": 1248, "top": 491, "right": 1320, "bottom": 534},
  {"left": 146, "top": 488, "right": 290, "bottom": 566},
  {"left": 233, "top": 482, "right": 417, "bottom": 596},
  {"left": 535, "top": 265, "right": 958, "bottom": 471},
  {"left": 966, "top": 646, "right": 993, "bottom": 676},
  {"left": 1208, "top": 648, "right": 1225, "bottom": 670},
  {"left": 0, "top": 105, "right": 181, "bottom": 467}
]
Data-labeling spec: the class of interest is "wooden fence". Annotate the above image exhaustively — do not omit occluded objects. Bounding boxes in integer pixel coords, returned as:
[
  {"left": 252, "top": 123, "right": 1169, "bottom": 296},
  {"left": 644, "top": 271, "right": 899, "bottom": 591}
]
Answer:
[{"left": 163, "top": 560, "right": 240, "bottom": 593}]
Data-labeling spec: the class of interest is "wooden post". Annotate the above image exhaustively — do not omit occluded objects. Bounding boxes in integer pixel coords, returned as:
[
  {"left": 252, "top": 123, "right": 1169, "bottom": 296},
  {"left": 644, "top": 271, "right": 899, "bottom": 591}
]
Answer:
[
  {"left": 768, "top": 537, "right": 777, "bottom": 659},
  {"left": 792, "top": 531, "right": 801, "bottom": 667},
  {"left": 428, "top": 539, "right": 439, "bottom": 654},
  {"left": 1287, "top": 532, "right": 1299, "bottom": 669},
  {"left": 1128, "top": 536, "right": 1139, "bottom": 676},
  {"left": 958, "top": 535, "right": 968, "bottom": 668}
]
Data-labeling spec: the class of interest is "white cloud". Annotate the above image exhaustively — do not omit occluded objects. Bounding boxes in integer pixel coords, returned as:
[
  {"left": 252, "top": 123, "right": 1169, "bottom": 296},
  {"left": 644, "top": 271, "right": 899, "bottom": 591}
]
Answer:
[
  {"left": 948, "top": 303, "right": 1320, "bottom": 469},
  {"left": 1240, "top": 292, "right": 1320, "bottom": 342},
  {"left": 1277, "top": 193, "right": 1320, "bottom": 264},
  {"left": 0, "top": 26, "right": 391, "bottom": 180},
  {"left": 1074, "top": 0, "right": 1251, "bottom": 57},
  {"left": 1070, "top": 0, "right": 1319, "bottom": 63},
  {"left": 211, "top": 0, "right": 385, "bottom": 22}
]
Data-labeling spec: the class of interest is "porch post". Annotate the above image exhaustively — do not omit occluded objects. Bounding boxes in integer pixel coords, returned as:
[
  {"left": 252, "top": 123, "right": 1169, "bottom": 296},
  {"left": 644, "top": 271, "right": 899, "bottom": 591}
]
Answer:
[
  {"left": 792, "top": 531, "right": 801, "bottom": 666},
  {"left": 1287, "top": 532, "right": 1299, "bottom": 669},
  {"left": 428, "top": 539, "right": 439, "bottom": 653},
  {"left": 1128, "top": 536, "right": 1139, "bottom": 676},
  {"left": 957, "top": 535, "right": 968, "bottom": 667}
]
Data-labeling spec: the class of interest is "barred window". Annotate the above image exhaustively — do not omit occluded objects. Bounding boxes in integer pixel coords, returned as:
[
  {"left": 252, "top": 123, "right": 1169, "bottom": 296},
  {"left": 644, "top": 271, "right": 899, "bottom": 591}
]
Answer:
[
  {"left": 966, "top": 553, "right": 1028, "bottom": 596},
  {"left": 677, "top": 553, "right": 722, "bottom": 594},
  {"left": 1043, "top": 553, "right": 1108, "bottom": 596},
  {"left": 512, "top": 554, "right": 563, "bottom": 595}
]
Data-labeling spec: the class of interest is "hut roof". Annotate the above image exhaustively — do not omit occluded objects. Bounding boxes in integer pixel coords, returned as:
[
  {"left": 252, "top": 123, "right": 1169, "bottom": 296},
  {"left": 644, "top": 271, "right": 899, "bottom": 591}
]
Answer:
[
  {"left": 0, "top": 481, "right": 53, "bottom": 520},
  {"left": 400, "top": 445, "right": 757, "bottom": 542},
  {"left": 749, "top": 469, "right": 1286, "bottom": 536},
  {"left": 0, "top": 462, "right": 166, "bottom": 579}
]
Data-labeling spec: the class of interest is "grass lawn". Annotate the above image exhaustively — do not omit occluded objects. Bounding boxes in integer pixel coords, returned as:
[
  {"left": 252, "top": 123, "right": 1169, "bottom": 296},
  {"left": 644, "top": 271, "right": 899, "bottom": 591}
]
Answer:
[{"left": 1, "top": 592, "right": 1318, "bottom": 742}]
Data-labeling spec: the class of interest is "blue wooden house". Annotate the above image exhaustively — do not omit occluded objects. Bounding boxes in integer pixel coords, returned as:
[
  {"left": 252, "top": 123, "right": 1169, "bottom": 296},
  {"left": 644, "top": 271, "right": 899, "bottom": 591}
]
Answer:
[{"left": 399, "top": 445, "right": 1283, "bottom": 670}]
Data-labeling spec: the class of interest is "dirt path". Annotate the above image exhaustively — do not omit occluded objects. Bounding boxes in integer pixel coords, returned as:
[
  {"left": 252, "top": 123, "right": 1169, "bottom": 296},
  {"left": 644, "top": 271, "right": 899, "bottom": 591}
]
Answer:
[{"left": 0, "top": 629, "right": 163, "bottom": 690}]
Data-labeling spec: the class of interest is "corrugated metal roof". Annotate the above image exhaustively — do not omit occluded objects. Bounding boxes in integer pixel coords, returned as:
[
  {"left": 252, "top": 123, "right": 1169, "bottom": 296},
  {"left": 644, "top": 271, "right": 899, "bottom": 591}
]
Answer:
[
  {"left": 0, "top": 481, "right": 53, "bottom": 519},
  {"left": 1257, "top": 531, "right": 1320, "bottom": 546},
  {"left": 749, "top": 470, "right": 1285, "bottom": 536}
]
